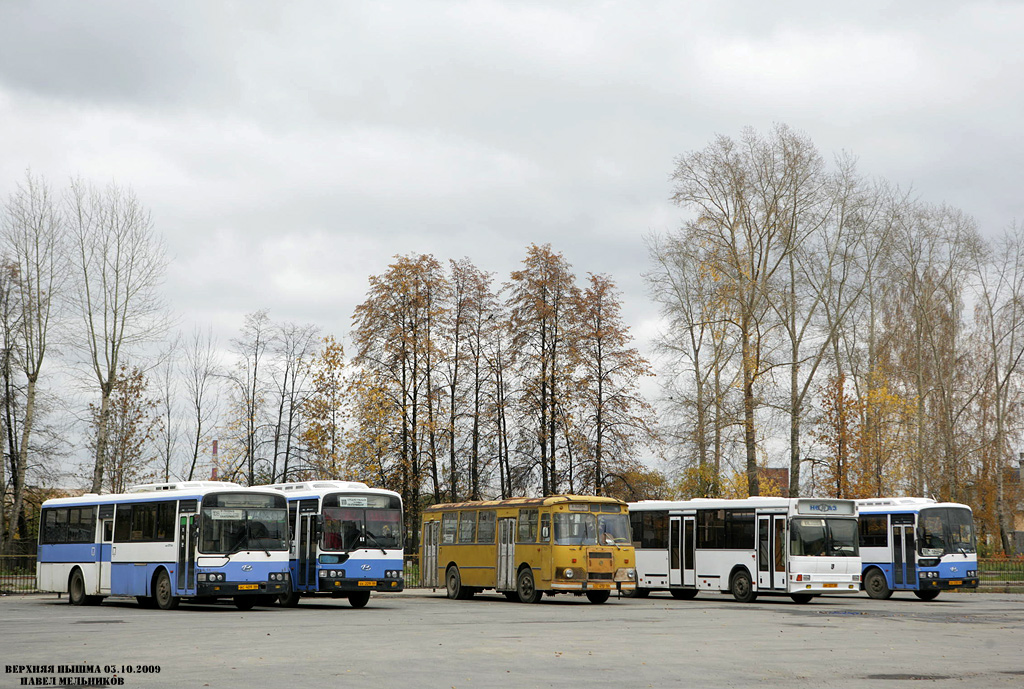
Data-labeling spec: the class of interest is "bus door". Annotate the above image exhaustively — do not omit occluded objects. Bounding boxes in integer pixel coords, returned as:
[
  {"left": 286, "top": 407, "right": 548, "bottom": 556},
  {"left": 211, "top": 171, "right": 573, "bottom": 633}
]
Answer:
[
  {"left": 422, "top": 520, "right": 440, "bottom": 588},
  {"left": 757, "top": 514, "right": 787, "bottom": 591},
  {"left": 98, "top": 504, "right": 114, "bottom": 594},
  {"left": 177, "top": 500, "right": 198, "bottom": 595},
  {"left": 669, "top": 516, "right": 695, "bottom": 587},
  {"left": 296, "top": 500, "right": 319, "bottom": 592},
  {"left": 891, "top": 515, "right": 917, "bottom": 589},
  {"left": 496, "top": 517, "right": 517, "bottom": 590}
]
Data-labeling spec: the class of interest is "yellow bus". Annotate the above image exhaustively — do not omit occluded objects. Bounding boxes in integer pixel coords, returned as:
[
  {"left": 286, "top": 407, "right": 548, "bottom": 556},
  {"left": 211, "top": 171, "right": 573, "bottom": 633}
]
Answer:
[{"left": 421, "top": 495, "right": 636, "bottom": 603}]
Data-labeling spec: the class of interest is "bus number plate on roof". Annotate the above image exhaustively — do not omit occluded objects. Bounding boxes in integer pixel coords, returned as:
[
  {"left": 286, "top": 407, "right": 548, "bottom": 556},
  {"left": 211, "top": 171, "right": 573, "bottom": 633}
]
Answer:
[
  {"left": 208, "top": 509, "right": 244, "bottom": 520},
  {"left": 569, "top": 504, "right": 590, "bottom": 512}
]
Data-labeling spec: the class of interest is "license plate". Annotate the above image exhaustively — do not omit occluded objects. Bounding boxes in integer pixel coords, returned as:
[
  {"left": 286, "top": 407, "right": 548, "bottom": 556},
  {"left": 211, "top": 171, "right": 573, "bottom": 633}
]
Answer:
[
  {"left": 238, "top": 584, "right": 258, "bottom": 590},
  {"left": 589, "top": 583, "right": 611, "bottom": 590},
  {"left": 823, "top": 583, "right": 837, "bottom": 588},
  {"left": 358, "top": 580, "right": 377, "bottom": 587},
  {"left": 948, "top": 580, "right": 962, "bottom": 586}
]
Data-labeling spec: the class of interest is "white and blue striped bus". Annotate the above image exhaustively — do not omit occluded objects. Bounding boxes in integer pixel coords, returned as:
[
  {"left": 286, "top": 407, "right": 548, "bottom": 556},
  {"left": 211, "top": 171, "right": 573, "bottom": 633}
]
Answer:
[
  {"left": 36, "top": 481, "right": 291, "bottom": 610},
  {"left": 264, "top": 481, "right": 404, "bottom": 608},
  {"left": 857, "top": 497, "right": 979, "bottom": 600}
]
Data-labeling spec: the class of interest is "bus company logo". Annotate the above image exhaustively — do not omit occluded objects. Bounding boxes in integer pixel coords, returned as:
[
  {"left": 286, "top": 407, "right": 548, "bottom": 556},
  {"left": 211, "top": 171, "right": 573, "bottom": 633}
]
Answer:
[
  {"left": 809, "top": 504, "right": 837, "bottom": 512},
  {"left": 361, "top": 564, "right": 372, "bottom": 571},
  {"left": 950, "top": 567, "right": 959, "bottom": 573},
  {"left": 241, "top": 565, "right": 252, "bottom": 572}
]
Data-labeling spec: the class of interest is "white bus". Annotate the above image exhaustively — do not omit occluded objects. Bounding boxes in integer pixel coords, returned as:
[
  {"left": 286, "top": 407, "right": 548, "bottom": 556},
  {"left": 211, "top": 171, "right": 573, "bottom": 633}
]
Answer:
[
  {"left": 857, "top": 497, "right": 979, "bottom": 600},
  {"left": 628, "top": 497, "right": 861, "bottom": 603},
  {"left": 263, "top": 481, "right": 404, "bottom": 608},
  {"left": 37, "top": 482, "right": 291, "bottom": 610}
]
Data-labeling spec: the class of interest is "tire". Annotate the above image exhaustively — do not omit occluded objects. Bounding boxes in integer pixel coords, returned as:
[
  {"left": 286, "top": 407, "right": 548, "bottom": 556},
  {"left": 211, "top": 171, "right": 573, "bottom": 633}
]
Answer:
[
  {"left": 278, "top": 590, "right": 301, "bottom": 607},
  {"left": 136, "top": 596, "right": 157, "bottom": 609},
  {"left": 913, "top": 589, "right": 940, "bottom": 601},
  {"left": 670, "top": 589, "right": 698, "bottom": 600},
  {"left": 730, "top": 569, "right": 757, "bottom": 603},
  {"left": 864, "top": 569, "right": 892, "bottom": 600},
  {"left": 154, "top": 570, "right": 180, "bottom": 610},
  {"left": 233, "top": 596, "right": 256, "bottom": 610},
  {"left": 790, "top": 593, "right": 814, "bottom": 604},
  {"left": 627, "top": 587, "right": 650, "bottom": 598},
  {"left": 349, "top": 591, "right": 371, "bottom": 608},
  {"left": 586, "top": 590, "right": 611, "bottom": 604},
  {"left": 446, "top": 566, "right": 464, "bottom": 600},
  {"left": 69, "top": 569, "right": 87, "bottom": 606},
  {"left": 516, "top": 568, "right": 542, "bottom": 604},
  {"left": 503, "top": 591, "right": 520, "bottom": 602}
]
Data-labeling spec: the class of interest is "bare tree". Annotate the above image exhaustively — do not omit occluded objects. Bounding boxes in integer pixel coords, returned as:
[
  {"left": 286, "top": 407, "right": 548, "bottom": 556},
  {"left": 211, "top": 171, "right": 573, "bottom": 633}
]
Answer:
[
  {"left": 227, "top": 309, "right": 274, "bottom": 485},
  {"left": 182, "top": 326, "right": 221, "bottom": 481},
  {"left": 270, "top": 321, "right": 319, "bottom": 482},
  {"left": 67, "top": 179, "right": 169, "bottom": 493}
]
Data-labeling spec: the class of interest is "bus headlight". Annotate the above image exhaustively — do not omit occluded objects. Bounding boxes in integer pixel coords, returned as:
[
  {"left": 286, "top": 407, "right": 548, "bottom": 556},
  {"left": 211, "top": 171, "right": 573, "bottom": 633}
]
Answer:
[
  {"left": 557, "top": 567, "right": 583, "bottom": 580},
  {"left": 614, "top": 568, "right": 636, "bottom": 581},
  {"left": 564, "top": 569, "right": 574, "bottom": 579},
  {"left": 319, "top": 570, "right": 327, "bottom": 578}
]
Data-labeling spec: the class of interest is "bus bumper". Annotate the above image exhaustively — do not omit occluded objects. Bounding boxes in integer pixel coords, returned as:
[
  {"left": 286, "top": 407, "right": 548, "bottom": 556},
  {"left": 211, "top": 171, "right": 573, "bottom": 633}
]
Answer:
[
  {"left": 919, "top": 577, "right": 979, "bottom": 591},
  {"left": 196, "top": 581, "right": 290, "bottom": 596},
  {"left": 319, "top": 578, "right": 404, "bottom": 593}
]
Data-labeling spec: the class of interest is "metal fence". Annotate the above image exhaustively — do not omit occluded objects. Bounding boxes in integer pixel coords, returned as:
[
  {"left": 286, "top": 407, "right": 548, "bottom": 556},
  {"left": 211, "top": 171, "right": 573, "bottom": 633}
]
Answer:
[{"left": 3, "top": 554, "right": 1022, "bottom": 595}]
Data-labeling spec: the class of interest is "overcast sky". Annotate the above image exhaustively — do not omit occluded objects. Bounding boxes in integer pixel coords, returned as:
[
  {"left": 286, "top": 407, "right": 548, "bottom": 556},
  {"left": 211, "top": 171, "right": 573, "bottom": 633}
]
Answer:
[{"left": 2, "top": 1, "right": 1022, "bottom": 379}]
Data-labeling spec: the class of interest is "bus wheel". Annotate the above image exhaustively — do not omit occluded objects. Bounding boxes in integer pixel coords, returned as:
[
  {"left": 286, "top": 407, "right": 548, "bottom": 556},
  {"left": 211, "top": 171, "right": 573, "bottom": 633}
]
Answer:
[
  {"left": 730, "top": 570, "right": 757, "bottom": 603},
  {"left": 69, "top": 569, "right": 87, "bottom": 606},
  {"left": 278, "top": 590, "right": 301, "bottom": 607},
  {"left": 624, "top": 587, "right": 649, "bottom": 598},
  {"left": 234, "top": 596, "right": 256, "bottom": 611},
  {"left": 671, "top": 589, "right": 698, "bottom": 600},
  {"left": 136, "top": 596, "right": 157, "bottom": 608},
  {"left": 586, "top": 590, "right": 610, "bottom": 604},
  {"left": 349, "top": 591, "right": 371, "bottom": 608},
  {"left": 503, "top": 591, "right": 520, "bottom": 602},
  {"left": 864, "top": 569, "right": 892, "bottom": 600},
  {"left": 517, "top": 569, "right": 542, "bottom": 604},
  {"left": 446, "top": 566, "right": 469, "bottom": 600},
  {"left": 913, "top": 589, "right": 940, "bottom": 601},
  {"left": 790, "top": 593, "right": 813, "bottom": 604},
  {"left": 154, "top": 570, "right": 180, "bottom": 610}
]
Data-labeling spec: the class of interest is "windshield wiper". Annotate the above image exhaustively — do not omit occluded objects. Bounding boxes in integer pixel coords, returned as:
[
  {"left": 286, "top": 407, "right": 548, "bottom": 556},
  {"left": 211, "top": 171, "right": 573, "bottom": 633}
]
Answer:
[{"left": 363, "top": 531, "right": 388, "bottom": 555}]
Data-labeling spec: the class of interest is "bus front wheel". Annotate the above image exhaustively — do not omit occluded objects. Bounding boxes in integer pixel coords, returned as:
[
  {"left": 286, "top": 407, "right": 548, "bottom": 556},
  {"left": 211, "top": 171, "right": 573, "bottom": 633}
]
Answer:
[
  {"left": 349, "top": 591, "right": 371, "bottom": 608},
  {"left": 517, "top": 569, "right": 542, "bottom": 604},
  {"left": 586, "top": 590, "right": 610, "bottom": 604},
  {"left": 233, "top": 596, "right": 256, "bottom": 610},
  {"left": 446, "top": 566, "right": 470, "bottom": 600},
  {"left": 864, "top": 569, "right": 892, "bottom": 600},
  {"left": 913, "top": 589, "right": 940, "bottom": 601},
  {"left": 69, "top": 569, "right": 87, "bottom": 606},
  {"left": 278, "top": 590, "right": 301, "bottom": 607},
  {"left": 730, "top": 570, "right": 757, "bottom": 603},
  {"left": 154, "top": 570, "right": 180, "bottom": 610}
]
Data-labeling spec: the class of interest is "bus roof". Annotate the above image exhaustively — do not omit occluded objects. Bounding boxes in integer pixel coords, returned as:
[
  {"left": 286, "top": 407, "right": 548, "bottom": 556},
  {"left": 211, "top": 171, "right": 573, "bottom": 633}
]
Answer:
[
  {"left": 628, "top": 497, "right": 858, "bottom": 513},
  {"left": 423, "top": 495, "right": 626, "bottom": 512},
  {"left": 40, "top": 482, "right": 282, "bottom": 508},
  {"left": 856, "top": 497, "right": 972, "bottom": 512},
  {"left": 258, "top": 480, "right": 401, "bottom": 500}
]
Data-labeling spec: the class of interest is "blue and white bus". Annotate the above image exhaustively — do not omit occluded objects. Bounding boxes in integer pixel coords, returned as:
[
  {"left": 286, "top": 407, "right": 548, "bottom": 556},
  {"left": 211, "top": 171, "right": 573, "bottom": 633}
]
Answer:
[
  {"left": 264, "top": 481, "right": 404, "bottom": 608},
  {"left": 629, "top": 497, "right": 862, "bottom": 603},
  {"left": 36, "top": 481, "right": 291, "bottom": 610},
  {"left": 857, "top": 497, "right": 979, "bottom": 600}
]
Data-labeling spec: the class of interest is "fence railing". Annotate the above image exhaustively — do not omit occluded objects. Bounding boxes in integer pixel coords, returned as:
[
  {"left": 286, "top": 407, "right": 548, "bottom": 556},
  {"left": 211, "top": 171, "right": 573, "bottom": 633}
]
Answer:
[
  {"left": 1, "top": 555, "right": 39, "bottom": 594},
  {"left": 4, "top": 554, "right": 1022, "bottom": 595}
]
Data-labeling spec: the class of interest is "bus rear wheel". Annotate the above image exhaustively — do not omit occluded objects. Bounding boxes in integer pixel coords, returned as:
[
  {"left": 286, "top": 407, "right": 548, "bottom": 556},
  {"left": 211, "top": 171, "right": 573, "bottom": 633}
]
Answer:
[
  {"left": 730, "top": 570, "right": 757, "bottom": 603},
  {"left": 154, "top": 570, "right": 180, "bottom": 610},
  {"left": 349, "top": 591, "right": 371, "bottom": 608},
  {"left": 670, "top": 589, "right": 698, "bottom": 600},
  {"left": 586, "top": 590, "right": 610, "bottom": 604},
  {"left": 864, "top": 569, "right": 892, "bottom": 600},
  {"left": 517, "top": 569, "right": 542, "bottom": 604},
  {"left": 913, "top": 589, "right": 940, "bottom": 601}
]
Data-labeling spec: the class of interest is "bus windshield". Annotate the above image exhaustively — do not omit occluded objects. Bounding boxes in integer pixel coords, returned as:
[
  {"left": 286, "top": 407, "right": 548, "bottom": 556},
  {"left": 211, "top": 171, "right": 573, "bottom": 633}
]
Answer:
[
  {"left": 200, "top": 494, "right": 288, "bottom": 554},
  {"left": 323, "top": 506, "right": 403, "bottom": 551},
  {"left": 790, "top": 518, "right": 859, "bottom": 557},
  {"left": 553, "top": 512, "right": 631, "bottom": 546},
  {"left": 920, "top": 507, "right": 976, "bottom": 556}
]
